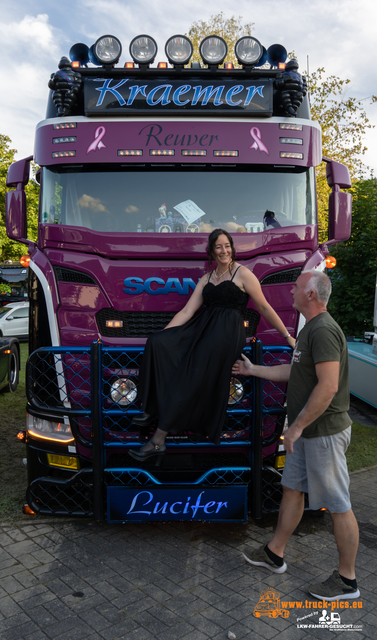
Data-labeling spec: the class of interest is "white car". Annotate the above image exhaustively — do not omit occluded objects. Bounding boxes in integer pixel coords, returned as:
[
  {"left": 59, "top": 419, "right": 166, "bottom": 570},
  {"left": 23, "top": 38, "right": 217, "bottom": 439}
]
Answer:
[{"left": 0, "top": 301, "right": 29, "bottom": 340}]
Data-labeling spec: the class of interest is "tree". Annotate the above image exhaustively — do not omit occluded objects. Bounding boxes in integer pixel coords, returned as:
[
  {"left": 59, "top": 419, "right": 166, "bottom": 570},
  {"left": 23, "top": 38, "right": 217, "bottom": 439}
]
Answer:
[
  {"left": 308, "top": 70, "right": 376, "bottom": 241},
  {"left": 327, "top": 177, "right": 377, "bottom": 335},
  {"left": 0, "top": 134, "right": 39, "bottom": 261},
  {"left": 186, "top": 12, "right": 254, "bottom": 67},
  {"left": 185, "top": 15, "right": 376, "bottom": 242}
]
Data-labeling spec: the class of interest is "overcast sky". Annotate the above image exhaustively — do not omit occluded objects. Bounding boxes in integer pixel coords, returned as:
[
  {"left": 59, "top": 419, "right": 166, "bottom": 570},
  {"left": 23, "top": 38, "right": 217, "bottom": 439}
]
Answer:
[{"left": 1, "top": 0, "right": 376, "bottom": 175}]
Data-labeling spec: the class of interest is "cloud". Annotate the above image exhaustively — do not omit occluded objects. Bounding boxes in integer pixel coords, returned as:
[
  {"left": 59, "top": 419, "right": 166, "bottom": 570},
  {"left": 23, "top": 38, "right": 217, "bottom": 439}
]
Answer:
[
  {"left": 0, "top": 13, "right": 64, "bottom": 158},
  {"left": 0, "top": 0, "right": 376, "bottom": 174},
  {"left": 78, "top": 195, "right": 108, "bottom": 213},
  {"left": 125, "top": 205, "right": 139, "bottom": 214}
]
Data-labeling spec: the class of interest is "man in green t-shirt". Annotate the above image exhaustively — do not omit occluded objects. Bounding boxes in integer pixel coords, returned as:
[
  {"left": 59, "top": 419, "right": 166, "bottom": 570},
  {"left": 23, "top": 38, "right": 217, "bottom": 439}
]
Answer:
[{"left": 233, "top": 270, "right": 359, "bottom": 601}]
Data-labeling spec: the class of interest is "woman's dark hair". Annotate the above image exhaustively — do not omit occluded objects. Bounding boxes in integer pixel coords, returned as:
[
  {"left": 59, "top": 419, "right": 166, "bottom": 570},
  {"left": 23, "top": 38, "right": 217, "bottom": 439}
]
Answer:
[{"left": 206, "top": 228, "right": 236, "bottom": 271}]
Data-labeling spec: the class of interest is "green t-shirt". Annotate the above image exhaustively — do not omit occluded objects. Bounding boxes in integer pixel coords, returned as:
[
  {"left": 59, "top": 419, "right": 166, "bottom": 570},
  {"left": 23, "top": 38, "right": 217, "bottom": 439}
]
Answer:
[{"left": 287, "top": 311, "right": 352, "bottom": 438}]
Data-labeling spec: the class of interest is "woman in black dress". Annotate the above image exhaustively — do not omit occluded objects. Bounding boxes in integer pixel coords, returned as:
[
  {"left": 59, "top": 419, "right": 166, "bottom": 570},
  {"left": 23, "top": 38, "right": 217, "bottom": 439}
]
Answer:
[{"left": 129, "top": 229, "right": 295, "bottom": 461}]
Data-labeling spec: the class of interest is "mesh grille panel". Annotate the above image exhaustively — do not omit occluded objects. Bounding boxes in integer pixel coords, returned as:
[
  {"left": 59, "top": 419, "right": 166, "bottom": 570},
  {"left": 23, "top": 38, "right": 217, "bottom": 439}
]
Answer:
[
  {"left": 55, "top": 267, "right": 96, "bottom": 285},
  {"left": 261, "top": 267, "right": 302, "bottom": 285},
  {"left": 96, "top": 309, "right": 175, "bottom": 337},
  {"left": 97, "top": 308, "right": 260, "bottom": 338}
]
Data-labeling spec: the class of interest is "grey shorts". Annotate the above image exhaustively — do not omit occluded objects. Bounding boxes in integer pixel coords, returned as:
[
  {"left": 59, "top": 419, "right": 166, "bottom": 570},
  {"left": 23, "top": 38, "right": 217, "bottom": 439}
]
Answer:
[{"left": 281, "top": 426, "right": 352, "bottom": 513}]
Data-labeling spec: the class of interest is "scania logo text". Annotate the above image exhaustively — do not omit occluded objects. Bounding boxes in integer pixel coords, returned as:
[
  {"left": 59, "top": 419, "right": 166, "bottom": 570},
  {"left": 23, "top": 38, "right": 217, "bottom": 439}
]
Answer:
[{"left": 123, "top": 277, "right": 199, "bottom": 295}]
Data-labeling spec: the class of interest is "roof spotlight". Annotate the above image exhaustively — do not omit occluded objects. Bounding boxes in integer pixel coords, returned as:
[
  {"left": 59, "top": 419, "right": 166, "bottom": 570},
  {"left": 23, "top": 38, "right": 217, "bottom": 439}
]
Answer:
[
  {"left": 130, "top": 35, "right": 157, "bottom": 65},
  {"left": 91, "top": 35, "right": 122, "bottom": 65},
  {"left": 235, "top": 37, "right": 263, "bottom": 67},
  {"left": 199, "top": 35, "right": 228, "bottom": 66},
  {"left": 165, "top": 35, "right": 193, "bottom": 66}
]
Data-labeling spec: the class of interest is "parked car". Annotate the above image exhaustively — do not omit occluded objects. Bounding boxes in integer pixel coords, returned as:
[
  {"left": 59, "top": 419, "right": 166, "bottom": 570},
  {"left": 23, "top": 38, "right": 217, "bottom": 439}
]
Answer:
[
  {"left": 0, "top": 301, "right": 29, "bottom": 340},
  {"left": 0, "top": 337, "right": 20, "bottom": 392}
]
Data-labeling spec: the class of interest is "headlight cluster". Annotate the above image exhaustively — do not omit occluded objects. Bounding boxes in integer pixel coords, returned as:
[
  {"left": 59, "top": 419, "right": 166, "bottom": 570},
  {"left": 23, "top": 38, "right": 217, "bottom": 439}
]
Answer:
[
  {"left": 69, "top": 34, "right": 287, "bottom": 69},
  {"left": 26, "top": 414, "right": 74, "bottom": 443}
]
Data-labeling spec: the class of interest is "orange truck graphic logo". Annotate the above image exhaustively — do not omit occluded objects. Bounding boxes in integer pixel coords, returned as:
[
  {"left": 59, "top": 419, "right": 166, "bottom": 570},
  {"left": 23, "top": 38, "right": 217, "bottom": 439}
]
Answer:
[{"left": 253, "top": 589, "right": 290, "bottom": 619}]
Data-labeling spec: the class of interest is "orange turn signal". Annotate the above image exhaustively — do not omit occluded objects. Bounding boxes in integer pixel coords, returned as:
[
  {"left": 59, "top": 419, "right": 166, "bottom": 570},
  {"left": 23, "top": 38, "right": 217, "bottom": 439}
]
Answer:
[
  {"left": 23, "top": 504, "right": 36, "bottom": 515},
  {"left": 20, "top": 255, "right": 30, "bottom": 267},
  {"left": 326, "top": 256, "right": 337, "bottom": 268}
]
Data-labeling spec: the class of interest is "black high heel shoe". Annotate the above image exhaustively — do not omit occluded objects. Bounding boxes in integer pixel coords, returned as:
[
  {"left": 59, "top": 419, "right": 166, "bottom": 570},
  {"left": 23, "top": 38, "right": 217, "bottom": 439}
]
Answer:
[
  {"left": 132, "top": 412, "right": 156, "bottom": 427},
  {"left": 128, "top": 442, "right": 166, "bottom": 462}
]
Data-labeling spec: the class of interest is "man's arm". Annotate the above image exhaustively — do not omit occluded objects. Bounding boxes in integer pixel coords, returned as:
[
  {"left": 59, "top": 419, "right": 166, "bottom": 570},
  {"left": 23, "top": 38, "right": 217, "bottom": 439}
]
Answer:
[
  {"left": 283, "top": 360, "right": 340, "bottom": 454},
  {"left": 232, "top": 353, "right": 291, "bottom": 382}
]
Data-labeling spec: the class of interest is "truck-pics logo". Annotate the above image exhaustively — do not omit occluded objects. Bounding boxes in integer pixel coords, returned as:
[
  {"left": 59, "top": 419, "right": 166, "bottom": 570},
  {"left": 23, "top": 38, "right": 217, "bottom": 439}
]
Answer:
[{"left": 253, "top": 589, "right": 289, "bottom": 619}]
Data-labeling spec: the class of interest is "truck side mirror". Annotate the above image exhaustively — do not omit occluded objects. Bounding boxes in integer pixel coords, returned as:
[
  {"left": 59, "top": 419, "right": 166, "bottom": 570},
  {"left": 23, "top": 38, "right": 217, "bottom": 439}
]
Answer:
[
  {"left": 328, "top": 188, "right": 352, "bottom": 245},
  {"left": 5, "top": 156, "right": 33, "bottom": 245},
  {"left": 322, "top": 157, "right": 352, "bottom": 248}
]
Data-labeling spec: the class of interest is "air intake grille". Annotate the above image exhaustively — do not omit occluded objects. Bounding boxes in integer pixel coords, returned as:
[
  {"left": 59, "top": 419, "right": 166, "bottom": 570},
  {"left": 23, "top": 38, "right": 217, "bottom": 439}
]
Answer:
[
  {"left": 97, "top": 308, "right": 260, "bottom": 338},
  {"left": 96, "top": 310, "right": 176, "bottom": 337},
  {"left": 261, "top": 267, "right": 302, "bottom": 285},
  {"left": 55, "top": 267, "right": 96, "bottom": 285}
]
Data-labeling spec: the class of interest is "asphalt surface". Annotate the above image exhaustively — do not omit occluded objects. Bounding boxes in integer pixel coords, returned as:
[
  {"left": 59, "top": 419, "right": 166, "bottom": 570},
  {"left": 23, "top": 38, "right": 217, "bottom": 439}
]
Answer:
[{"left": 0, "top": 396, "right": 376, "bottom": 640}]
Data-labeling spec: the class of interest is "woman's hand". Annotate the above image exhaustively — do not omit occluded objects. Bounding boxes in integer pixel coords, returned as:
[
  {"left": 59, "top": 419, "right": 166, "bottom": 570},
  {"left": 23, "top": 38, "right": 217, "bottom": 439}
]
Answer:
[
  {"left": 232, "top": 353, "right": 255, "bottom": 377},
  {"left": 286, "top": 335, "right": 296, "bottom": 349}
]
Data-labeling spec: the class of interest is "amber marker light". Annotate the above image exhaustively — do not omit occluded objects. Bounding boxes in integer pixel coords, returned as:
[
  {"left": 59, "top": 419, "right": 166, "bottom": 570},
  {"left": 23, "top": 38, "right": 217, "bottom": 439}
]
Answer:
[
  {"left": 72, "top": 61, "right": 80, "bottom": 68},
  {"left": 20, "top": 255, "right": 30, "bottom": 267},
  {"left": 326, "top": 256, "right": 337, "bottom": 268},
  {"left": 106, "top": 320, "right": 123, "bottom": 328},
  {"left": 17, "top": 430, "right": 26, "bottom": 441},
  {"left": 23, "top": 505, "right": 36, "bottom": 515},
  {"left": 157, "top": 62, "right": 168, "bottom": 68},
  {"left": 124, "top": 62, "right": 135, "bottom": 68}
]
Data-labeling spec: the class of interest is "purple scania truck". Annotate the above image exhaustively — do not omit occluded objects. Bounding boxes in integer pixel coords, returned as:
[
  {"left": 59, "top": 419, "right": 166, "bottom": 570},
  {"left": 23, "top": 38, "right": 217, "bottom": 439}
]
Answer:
[{"left": 6, "top": 34, "right": 351, "bottom": 522}]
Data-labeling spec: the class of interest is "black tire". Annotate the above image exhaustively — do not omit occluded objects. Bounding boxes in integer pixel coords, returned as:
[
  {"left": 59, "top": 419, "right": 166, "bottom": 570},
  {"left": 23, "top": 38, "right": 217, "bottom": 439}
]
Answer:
[{"left": 5, "top": 344, "right": 19, "bottom": 392}]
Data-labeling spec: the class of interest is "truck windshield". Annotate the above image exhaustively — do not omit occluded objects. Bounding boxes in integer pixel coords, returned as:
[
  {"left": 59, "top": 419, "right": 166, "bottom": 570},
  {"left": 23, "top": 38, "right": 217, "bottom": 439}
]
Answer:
[{"left": 41, "top": 165, "right": 316, "bottom": 234}]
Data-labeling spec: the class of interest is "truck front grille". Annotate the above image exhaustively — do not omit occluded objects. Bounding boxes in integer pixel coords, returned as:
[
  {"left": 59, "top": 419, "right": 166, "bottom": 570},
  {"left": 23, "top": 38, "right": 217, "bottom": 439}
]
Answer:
[{"left": 96, "top": 308, "right": 260, "bottom": 338}]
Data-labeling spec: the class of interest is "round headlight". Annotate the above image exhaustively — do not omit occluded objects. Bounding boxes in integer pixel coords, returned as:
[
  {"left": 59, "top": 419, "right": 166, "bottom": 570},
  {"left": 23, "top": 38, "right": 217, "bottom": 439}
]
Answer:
[
  {"left": 235, "top": 37, "right": 263, "bottom": 66},
  {"left": 110, "top": 378, "right": 137, "bottom": 406},
  {"left": 199, "top": 35, "right": 228, "bottom": 66},
  {"left": 228, "top": 378, "right": 244, "bottom": 405},
  {"left": 130, "top": 35, "right": 157, "bottom": 65},
  {"left": 165, "top": 35, "right": 193, "bottom": 65},
  {"left": 93, "top": 35, "right": 122, "bottom": 65}
]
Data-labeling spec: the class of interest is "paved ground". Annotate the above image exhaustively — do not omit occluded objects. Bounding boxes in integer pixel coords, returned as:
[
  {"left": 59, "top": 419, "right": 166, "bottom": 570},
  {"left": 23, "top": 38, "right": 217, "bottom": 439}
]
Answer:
[{"left": 1, "top": 398, "right": 376, "bottom": 640}]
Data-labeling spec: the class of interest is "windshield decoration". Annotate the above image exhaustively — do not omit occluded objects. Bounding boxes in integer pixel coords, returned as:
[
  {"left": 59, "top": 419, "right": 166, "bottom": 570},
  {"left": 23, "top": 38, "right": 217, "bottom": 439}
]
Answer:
[
  {"left": 87, "top": 126, "right": 107, "bottom": 154},
  {"left": 250, "top": 127, "right": 269, "bottom": 155}
]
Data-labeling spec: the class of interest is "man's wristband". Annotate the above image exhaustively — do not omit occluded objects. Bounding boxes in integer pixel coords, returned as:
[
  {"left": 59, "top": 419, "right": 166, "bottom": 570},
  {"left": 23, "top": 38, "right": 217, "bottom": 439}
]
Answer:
[{"left": 284, "top": 332, "right": 291, "bottom": 339}]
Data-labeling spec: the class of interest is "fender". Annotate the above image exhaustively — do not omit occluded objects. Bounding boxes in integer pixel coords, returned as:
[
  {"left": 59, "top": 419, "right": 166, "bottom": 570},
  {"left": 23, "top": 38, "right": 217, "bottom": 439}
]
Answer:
[{"left": 123, "top": 276, "right": 199, "bottom": 295}]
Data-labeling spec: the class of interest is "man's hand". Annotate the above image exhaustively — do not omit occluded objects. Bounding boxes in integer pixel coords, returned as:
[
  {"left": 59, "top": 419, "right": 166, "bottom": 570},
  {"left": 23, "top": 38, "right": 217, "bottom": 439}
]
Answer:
[
  {"left": 283, "top": 423, "right": 304, "bottom": 454},
  {"left": 232, "top": 354, "right": 254, "bottom": 377}
]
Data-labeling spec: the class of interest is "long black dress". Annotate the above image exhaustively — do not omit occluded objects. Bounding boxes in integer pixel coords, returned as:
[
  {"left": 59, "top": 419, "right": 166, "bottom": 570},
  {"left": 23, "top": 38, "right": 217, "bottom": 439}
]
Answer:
[{"left": 138, "top": 267, "right": 249, "bottom": 444}]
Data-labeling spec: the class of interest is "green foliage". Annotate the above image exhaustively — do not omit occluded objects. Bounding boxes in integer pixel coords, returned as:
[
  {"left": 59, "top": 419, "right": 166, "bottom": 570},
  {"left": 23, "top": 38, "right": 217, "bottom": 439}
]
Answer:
[
  {"left": 0, "top": 134, "right": 39, "bottom": 261},
  {"left": 185, "top": 12, "right": 254, "bottom": 67},
  {"left": 328, "top": 177, "right": 377, "bottom": 335},
  {"left": 308, "top": 70, "right": 376, "bottom": 242},
  {"left": 346, "top": 422, "right": 377, "bottom": 472},
  {"left": 0, "top": 283, "right": 11, "bottom": 295}
]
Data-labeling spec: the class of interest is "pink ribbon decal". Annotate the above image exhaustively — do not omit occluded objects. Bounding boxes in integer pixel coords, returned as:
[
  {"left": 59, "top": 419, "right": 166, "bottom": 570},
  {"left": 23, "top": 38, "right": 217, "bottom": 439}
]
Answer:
[
  {"left": 87, "top": 126, "right": 107, "bottom": 154},
  {"left": 249, "top": 127, "right": 269, "bottom": 155}
]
